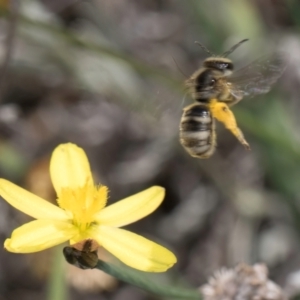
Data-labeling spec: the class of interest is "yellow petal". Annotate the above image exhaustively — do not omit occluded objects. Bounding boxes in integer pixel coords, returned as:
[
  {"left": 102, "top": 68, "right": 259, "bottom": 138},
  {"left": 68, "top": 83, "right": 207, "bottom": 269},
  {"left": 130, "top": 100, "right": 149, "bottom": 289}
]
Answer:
[
  {"left": 95, "top": 186, "right": 165, "bottom": 227},
  {"left": 91, "top": 226, "right": 176, "bottom": 272},
  {"left": 0, "top": 179, "right": 68, "bottom": 220},
  {"left": 4, "top": 219, "right": 77, "bottom": 253},
  {"left": 50, "top": 143, "right": 93, "bottom": 196}
]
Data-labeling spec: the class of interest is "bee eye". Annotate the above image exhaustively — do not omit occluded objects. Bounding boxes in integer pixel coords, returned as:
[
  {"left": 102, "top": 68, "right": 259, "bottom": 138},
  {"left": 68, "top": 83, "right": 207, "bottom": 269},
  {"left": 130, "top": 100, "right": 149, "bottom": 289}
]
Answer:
[{"left": 209, "top": 78, "right": 216, "bottom": 86}]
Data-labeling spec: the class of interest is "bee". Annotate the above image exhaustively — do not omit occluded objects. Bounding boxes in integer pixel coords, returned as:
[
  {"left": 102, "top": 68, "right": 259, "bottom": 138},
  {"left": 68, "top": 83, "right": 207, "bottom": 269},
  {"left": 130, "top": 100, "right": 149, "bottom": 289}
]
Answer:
[
  {"left": 180, "top": 39, "right": 286, "bottom": 158},
  {"left": 63, "top": 239, "right": 99, "bottom": 269}
]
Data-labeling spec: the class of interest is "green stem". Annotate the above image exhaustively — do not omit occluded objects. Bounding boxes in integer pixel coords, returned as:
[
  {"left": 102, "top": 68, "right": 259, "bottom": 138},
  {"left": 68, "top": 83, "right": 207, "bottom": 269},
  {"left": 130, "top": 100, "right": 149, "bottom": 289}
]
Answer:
[
  {"left": 96, "top": 260, "right": 202, "bottom": 299},
  {"left": 47, "top": 246, "right": 67, "bottom": 300}
]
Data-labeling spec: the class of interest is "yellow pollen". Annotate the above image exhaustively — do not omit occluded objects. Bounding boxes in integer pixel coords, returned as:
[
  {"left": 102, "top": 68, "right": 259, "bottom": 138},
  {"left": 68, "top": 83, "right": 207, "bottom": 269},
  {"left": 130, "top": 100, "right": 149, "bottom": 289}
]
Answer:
[{"left": 57, "top": 183, "right": 108, "bottom": 225}]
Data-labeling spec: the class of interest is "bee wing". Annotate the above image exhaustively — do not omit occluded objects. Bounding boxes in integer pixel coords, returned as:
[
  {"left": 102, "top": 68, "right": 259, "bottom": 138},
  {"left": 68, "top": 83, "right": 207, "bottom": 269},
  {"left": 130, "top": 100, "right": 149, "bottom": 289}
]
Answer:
[{"left": 227, "top": 52, "right": 286, "bottom": 100}]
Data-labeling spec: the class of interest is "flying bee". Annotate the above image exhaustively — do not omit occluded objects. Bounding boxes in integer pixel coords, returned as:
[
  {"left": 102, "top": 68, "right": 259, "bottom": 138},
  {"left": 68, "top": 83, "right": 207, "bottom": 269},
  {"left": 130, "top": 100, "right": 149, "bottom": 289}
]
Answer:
[{"left": 180, "top": 39, "right": 286, "bottom": 158}]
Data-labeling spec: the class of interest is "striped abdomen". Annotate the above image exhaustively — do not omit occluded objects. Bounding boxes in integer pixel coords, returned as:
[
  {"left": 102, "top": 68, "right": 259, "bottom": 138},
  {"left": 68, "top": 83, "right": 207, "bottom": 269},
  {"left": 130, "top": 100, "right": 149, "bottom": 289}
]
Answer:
[{"left": 179, "top": 103, "right": 215, "bottom": 158}]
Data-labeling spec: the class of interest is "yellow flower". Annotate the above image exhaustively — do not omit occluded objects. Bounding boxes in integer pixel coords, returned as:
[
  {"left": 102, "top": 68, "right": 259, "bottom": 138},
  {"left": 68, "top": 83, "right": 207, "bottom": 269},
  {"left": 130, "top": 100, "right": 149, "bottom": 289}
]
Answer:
[{"left": 0, "top": 143, "right": 176, "bottom": 272}]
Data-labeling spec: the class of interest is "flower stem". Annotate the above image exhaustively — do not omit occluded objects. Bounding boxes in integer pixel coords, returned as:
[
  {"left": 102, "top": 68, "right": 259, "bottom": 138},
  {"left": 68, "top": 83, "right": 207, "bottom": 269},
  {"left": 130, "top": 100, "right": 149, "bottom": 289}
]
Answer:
[
  {"left": 47, "top": 246, "right": 67, "bottom": 300},
  {"left": 96, "top": 260, "right": 202, "bottom": 299}
]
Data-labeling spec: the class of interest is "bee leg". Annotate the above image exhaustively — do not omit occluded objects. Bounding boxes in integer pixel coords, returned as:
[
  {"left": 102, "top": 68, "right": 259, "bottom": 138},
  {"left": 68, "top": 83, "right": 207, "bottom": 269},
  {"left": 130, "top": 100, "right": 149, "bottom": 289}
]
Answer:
[{"left": 210, "top": 101, "right": 251, "bottom": 150}]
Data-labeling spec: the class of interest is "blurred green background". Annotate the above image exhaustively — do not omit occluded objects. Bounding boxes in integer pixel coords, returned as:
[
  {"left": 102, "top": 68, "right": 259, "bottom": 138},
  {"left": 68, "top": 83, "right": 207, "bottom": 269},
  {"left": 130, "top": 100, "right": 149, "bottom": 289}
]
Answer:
[{"left": 0, "top": 0, "right": 300, "bottom": 299}]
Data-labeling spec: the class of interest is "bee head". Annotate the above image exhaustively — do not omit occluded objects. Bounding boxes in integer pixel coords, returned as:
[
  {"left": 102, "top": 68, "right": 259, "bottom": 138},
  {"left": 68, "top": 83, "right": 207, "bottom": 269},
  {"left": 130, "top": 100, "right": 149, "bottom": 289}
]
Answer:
[
  {"left": 203, "top": 57, "right": 233, "bottom": 75},
  {"left": 195, "top": 39, "right": 249, "bottom": 76}
]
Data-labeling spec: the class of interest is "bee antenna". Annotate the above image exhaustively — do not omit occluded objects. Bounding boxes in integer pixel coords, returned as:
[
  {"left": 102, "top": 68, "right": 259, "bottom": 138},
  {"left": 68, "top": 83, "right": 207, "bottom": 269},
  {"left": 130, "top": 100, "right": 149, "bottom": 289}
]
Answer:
[
  {"left": 222, "top": 39, "right": 249, "bottom": 57},
  {"left": 195, "top": 41, "right": 213, "bottom": 56}
]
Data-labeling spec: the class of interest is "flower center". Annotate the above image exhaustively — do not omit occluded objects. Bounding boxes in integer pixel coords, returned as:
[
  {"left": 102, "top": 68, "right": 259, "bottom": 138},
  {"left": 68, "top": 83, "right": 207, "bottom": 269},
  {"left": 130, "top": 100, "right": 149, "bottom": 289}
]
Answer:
[{"left": 57, "top": 183, "right": 108, "bottom": 231}]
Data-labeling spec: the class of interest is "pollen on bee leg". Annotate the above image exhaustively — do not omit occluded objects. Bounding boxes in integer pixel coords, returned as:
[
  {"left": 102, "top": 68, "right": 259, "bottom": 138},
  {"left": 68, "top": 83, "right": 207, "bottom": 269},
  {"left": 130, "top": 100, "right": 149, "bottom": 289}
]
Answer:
[
  {"left": 234, "top": 128, "right": 251, "bottom": 150},
  {"left": 209, "top": 100, "right": 251, "bottom": 150}
]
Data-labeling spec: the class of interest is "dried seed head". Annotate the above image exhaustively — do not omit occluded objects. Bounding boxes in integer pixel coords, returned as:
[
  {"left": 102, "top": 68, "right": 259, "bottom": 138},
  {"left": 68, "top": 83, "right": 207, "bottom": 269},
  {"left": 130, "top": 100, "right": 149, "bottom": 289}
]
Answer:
[{"left": 200, "top": 263, "right": 287, "bottom": 300}]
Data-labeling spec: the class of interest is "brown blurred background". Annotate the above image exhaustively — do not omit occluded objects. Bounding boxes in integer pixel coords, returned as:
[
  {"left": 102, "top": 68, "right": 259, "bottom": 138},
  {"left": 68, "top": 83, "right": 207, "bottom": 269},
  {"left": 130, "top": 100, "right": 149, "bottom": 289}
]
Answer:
[{"left": 1, "top": 0, "right": 300, "bottom": 299}]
